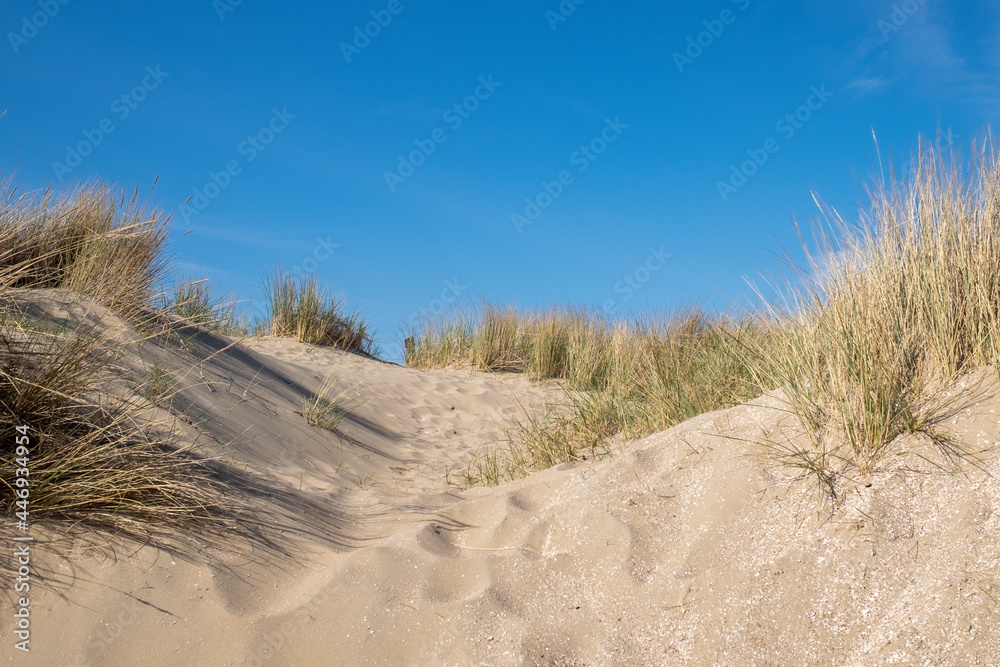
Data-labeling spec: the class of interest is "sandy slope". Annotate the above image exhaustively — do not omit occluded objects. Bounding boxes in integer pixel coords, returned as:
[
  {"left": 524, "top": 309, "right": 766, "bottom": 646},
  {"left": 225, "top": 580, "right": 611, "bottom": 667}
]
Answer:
[{"left": 5, "top": 291, "right": 1000, "bottom": 665}]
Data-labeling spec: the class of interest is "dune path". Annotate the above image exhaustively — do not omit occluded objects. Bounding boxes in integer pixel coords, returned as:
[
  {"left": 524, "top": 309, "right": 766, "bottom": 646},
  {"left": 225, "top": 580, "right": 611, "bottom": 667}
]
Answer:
[{"left": 5, "top": 292, "right": 1000, "bottom": 665}]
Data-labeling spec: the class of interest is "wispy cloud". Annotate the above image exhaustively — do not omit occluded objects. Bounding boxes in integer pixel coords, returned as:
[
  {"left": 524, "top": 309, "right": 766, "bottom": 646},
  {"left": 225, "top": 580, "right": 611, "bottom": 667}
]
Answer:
[
  {"left": 177, "top": 223, "right": 312, "bottom": 252},
  {"left": 171, "top": 260, "right": 255, "bottom": 283},
  {"left": 846, "top": 75, "right": 890, "bottom": 94},
  {"left": 841, "top": 3, "right": 1000, "bottom": 116}
]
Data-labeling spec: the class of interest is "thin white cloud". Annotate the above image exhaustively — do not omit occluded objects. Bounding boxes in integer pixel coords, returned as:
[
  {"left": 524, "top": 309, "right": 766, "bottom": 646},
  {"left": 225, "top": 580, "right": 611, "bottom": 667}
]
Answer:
[
  {"left": 840, "top": 3, "right": 1000, "bottom": 116},
  {"left": 176, "top": 223, "right": 313, "bottom": 253},
  {"left": 171, "top": 260, "right": 254, "bottom": 283},
  {"left": 846, "top": 75, "right": 890, "bottom": 94}
]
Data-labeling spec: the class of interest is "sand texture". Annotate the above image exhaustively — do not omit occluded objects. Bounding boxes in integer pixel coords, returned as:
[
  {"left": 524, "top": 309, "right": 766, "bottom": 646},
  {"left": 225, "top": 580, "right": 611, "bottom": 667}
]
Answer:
[{"left": 4, "top": 291, "right": 1000, "bottom": 665}]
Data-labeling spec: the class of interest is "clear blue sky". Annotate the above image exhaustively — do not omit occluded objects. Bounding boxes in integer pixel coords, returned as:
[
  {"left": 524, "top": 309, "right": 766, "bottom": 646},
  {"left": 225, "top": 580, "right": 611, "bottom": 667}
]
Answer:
[{"left": 3, "top": 1, "right": 997, "bottom": 360}]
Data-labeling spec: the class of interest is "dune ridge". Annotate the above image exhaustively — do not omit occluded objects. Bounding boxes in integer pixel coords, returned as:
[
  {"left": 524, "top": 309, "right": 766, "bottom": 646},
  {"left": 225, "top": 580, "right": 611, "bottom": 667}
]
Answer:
[{"left": 7, "top": 291, "right": 1000, "bottom": 665}]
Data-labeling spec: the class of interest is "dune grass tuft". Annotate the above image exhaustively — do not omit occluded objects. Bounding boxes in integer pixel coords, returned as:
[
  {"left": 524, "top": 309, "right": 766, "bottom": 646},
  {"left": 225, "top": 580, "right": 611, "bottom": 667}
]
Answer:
[
  {"left": 0, "top": 182, "right": 169, "bottom": 317},
  {"left": 750, "top": 137, "right": 1000, "bottom": 478},
  {"left": 299, "top": 373, "right": 349, "bottom": 432},
  {"left": 0, "top": 289, "right": 236, "bottom": 542},
  {"left": 159, "top": 275, "right": 247, "bottom": 335},
  {"left": 418, "top": 136, "right": 1000, "bottom": 491},
  {"left": 262, "top": 267, "right": 373, "bottom": 354},
  {"left": 0, "top": 181, "right": 249, "bottom": 544},
  {"left": 414, "top": 306, "right": 773, "bottom": 486}
]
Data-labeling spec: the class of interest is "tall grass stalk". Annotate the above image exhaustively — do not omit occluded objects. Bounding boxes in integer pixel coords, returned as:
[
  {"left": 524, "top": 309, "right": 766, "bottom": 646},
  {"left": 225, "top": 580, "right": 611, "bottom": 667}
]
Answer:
[
  {"left": 262, "top": 267, "right": 373, "bottom": 354},
  {"left": 752, "top": 137, "right": 1000, "bottom": 474},
  {"left": 0, "top": 181, "right": 168, "bottom": 317},
  {"left": 160, "top": 275, "right": 246, "bottom": 335},
  {"left": 420, "top": 136, "right": 1000, "bottom": 488}
]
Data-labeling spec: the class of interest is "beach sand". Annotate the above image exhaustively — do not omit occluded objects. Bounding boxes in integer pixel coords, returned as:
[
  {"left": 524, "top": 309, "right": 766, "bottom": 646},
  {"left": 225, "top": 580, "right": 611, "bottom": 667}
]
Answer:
[{"left": 6, "top": 290, "right": 1000, "bottom": 665}]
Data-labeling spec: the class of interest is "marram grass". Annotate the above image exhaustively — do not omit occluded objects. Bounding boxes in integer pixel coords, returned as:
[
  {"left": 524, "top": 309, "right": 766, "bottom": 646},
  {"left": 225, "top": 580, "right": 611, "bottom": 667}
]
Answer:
[{"left": 413, "top": 137, "right": 1000, "bottom": 490}]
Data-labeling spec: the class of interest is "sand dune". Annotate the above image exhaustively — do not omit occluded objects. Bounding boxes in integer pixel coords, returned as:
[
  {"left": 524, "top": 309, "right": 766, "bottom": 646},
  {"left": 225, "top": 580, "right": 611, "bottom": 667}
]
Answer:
[{"left": 6, "top": 291, "right": 1000, "bottom": 665}]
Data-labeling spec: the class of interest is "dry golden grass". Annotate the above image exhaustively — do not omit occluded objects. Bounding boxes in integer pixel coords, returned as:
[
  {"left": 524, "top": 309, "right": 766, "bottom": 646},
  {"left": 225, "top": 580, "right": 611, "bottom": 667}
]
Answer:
[
  {"left": 0, "top": 182, "right": 169, "bottom": 317},
  {"left": 0, "top": 297, "right": 240, "bottom": 543},
  {"left": 298, "top": 373, "right": 350, "bottom": 432},
  {"left": 160, "top": 275, "right": 247, "bottom": 335},
  {"left": 261, "top": 267, "right": 373, "bottom": 354},
  {"left": 750, "top": 138, "right": 1000, "bottom": 480},
  {"left": 416, "top": 137, "right": 1000, "bottom": 490},
  {"left": 413, "top": 305, "right": 772, "bottom": 486},
  {"left": 0, "top": 179, "right": 382, "bottom": 546},
  {"left": 0, "top": 181, "right": 254, "bottom": 546}
]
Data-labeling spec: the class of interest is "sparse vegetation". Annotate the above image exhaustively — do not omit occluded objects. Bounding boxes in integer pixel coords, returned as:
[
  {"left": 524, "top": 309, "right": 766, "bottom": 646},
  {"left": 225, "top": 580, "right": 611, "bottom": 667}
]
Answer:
[
  {"left": 135, "top": 363, "right": 175, "bottom": 404},
  {"left": 262, "top": 267, "right": 374, "bottom": 354},
  {"left": 160, "top": 275, "right": 246, "bottom": 335},
  {"left": 0, "top": 182, "right": 169, "bottom": 318},
  {"left": 0, "top": 181, "right": 247, "bottom": 543},
  {"left": 299, "top": 373, "right": 349, "bottom": 432},
  {"left": 416, "top": 137, "right": 1000, "bottom": 491}
]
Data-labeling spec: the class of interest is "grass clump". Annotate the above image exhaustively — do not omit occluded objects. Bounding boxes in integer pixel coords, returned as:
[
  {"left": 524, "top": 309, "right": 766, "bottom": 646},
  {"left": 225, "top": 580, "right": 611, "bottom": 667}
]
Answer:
[
  {"left": 418, "top": 135, "right": 1000, "bottom": 491},
  {"left": 0, "top": 288, "right": 232, "bottom": 542},
  {"left": 159, "top": 276, "right": 246, "bottom": 335},
  {"left": 0, "top": 180, "right": 247, "bottom": 544},
  {"left": 262, "top": 267, "right": 373, "bottom": 354},
  {"left": 298, "top": 374, "right": 349, "bottom": 432},
  {"left": 0, "top": 182, "right": 168, "bottom": 317},
  {"left": 414, "top": 306, "right": 774, "bottom": 486},
  {"left": 752, "top": 137, "right": 1000, "bottom": 477}
]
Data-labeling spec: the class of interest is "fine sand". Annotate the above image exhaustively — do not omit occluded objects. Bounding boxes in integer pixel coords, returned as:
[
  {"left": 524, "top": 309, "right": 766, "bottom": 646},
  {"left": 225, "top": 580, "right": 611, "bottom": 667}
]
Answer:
[{"left": 5, "top": 290, "right": 1000, "bottom": 665}]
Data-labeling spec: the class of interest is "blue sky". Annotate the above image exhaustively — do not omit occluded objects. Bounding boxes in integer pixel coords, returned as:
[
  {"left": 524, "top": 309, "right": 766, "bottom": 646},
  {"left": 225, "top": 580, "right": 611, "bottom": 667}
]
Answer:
[{"left": 3, "top": 0, "right": 998, "bottom": 360}]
